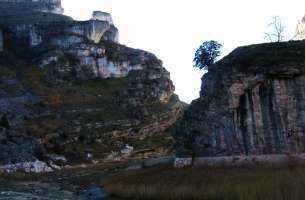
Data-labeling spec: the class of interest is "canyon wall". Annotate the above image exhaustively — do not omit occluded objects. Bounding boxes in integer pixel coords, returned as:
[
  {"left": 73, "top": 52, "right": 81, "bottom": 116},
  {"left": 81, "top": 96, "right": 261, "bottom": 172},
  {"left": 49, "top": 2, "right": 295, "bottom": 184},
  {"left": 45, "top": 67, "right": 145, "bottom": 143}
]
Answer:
[
  {"left": 0, "top": 29, "right": 2, "bottom": 51},
  {"left": 0, "top": 0, "right": 63, "bottom": 15},
  {"left": 174, "top": 41, "right": 305, "bottom": 162},
  {"left": 0, "top": 0, "right": 183, "bottom": 172}
]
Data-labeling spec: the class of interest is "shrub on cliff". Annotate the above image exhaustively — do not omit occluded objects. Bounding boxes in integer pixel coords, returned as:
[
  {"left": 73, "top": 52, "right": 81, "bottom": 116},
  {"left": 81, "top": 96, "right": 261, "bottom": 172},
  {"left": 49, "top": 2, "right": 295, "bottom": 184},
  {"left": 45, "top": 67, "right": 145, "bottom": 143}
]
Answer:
[{"left": 193, "top": 40, "right": 222, "bottom": 70}]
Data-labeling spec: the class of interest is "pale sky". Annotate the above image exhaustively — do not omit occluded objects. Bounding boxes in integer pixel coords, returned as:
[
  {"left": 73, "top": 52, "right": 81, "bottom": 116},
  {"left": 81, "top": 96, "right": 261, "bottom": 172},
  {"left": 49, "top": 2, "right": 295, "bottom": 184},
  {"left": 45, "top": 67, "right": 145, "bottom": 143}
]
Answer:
[{"left": 62, "top": 0, "right": 305, "bottom": 103}]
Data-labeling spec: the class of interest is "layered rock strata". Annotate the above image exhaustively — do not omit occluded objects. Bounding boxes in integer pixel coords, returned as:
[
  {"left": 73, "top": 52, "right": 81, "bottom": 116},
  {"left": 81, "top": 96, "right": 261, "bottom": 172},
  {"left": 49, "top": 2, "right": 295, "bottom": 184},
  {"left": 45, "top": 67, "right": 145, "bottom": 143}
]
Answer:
[
  {"left": 174, "top": 41, "right": 305, "bottom": 162},
  {"left": 0, "top": 0, "right": 183, "bottom": 170},
  {"left": 0, "top": 29, "right": 2, "bottom": 51},
  {"left": 0, "top": 0, "right": 64, "bottom": 15}
]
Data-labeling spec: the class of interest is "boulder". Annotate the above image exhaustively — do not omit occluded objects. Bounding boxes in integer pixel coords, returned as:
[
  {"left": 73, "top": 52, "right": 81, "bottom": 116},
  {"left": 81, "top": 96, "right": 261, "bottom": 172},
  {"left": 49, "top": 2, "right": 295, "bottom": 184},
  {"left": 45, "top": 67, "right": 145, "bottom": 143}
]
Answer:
[{"left": 4, "top": 160, "right": 53, "bottom": 173}]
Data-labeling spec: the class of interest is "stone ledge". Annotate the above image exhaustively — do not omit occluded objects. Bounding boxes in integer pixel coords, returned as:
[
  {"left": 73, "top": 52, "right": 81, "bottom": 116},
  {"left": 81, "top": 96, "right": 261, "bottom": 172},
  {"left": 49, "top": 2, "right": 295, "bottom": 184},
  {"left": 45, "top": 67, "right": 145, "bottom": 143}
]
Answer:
[{"left": 175, "top": 154, "right": 305, "bottom": 168}]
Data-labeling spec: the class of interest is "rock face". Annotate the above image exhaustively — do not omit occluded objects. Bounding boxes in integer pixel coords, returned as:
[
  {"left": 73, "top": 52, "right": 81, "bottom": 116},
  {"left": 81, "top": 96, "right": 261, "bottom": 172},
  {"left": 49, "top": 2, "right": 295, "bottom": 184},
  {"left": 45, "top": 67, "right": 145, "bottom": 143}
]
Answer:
[
  {"left": 0, "top": 0, "right": 64, "bottom": 15},
  {"left": 0, "top": 29, "right": 2, "bottom": 51},
  {"left": 174, "top": 41, "right": 305, "bottom": 158},
  {"left": 1, "top": 12, "right": 118, "bottom": 52},
  {"left": 0, "top": 0, "right": 183, "bottom": 170},
  {"left": 92, "top": 11, "right": 113, "bottom": 24}
]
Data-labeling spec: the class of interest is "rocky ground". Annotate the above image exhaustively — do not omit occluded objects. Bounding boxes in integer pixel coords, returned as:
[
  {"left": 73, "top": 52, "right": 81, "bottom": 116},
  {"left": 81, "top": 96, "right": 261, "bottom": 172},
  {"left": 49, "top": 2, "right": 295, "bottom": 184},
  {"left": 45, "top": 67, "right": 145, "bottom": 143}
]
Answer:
[
  {"left": 2, "top": 162, "right": 305, "bottom": 200},
  {"left": 0, "top": 158, "right": 173, "bottom": 200}
]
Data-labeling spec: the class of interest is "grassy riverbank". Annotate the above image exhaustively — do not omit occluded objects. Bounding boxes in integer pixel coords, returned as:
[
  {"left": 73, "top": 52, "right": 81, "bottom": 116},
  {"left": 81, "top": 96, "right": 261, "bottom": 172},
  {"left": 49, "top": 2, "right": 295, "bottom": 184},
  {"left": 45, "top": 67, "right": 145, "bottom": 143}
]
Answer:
[
  {"left": 2, "top": 163, "right": 305, "bottom": 200},
  {"left": 102, "top": 165, "right": 305, "bottom": 200}
]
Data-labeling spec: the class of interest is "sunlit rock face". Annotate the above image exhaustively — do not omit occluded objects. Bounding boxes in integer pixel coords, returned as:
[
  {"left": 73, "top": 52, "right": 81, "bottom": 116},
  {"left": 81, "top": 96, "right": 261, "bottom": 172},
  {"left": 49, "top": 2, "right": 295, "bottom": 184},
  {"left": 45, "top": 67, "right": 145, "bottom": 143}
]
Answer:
[
  {"left": 174, "top": 41, "right": 305, "bottom": 157},
  {"left": 1, "top": 14, "right": 118, "bottom": 51},
  {"left": 294, "top": 15, "right": 305, "bottom": 40},
  {"left": 91, "top": 11, "right": 119, "bottom": 43},
  {"left": 0, "top": 0, "right": 119, "bottom": 51}
]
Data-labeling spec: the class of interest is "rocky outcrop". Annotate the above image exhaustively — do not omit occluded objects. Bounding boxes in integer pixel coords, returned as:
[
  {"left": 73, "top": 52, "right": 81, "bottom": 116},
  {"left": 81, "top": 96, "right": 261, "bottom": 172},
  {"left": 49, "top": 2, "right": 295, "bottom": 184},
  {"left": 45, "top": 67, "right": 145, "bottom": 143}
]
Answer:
[
  {"left": 0, "top": 0, "right": 183, "bottom": 170},
  {"left": 174, "top": 41, "right": 305, "bottom": 160},
  {"left": 4, "top": 160, "right": 54, "bottom": 173},
  {"left": 1, "top": 12, "right": 118, "bottom": 53},
  {"left": 0, "top": 0, "right": 64, "bottom": 15},
  {"left": 92, "top": 11, "right": 114, "bottom": 25},
  {"left": 0, "top": 0, "right": 118, "bottom": 53}
]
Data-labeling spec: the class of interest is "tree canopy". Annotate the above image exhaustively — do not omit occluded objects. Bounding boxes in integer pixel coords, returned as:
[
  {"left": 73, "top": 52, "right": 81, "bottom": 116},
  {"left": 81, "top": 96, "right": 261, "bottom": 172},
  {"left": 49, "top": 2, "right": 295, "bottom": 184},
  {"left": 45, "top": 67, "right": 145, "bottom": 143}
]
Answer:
[{"left": 193, "top": 40, "right": 222, "bottom": 70}]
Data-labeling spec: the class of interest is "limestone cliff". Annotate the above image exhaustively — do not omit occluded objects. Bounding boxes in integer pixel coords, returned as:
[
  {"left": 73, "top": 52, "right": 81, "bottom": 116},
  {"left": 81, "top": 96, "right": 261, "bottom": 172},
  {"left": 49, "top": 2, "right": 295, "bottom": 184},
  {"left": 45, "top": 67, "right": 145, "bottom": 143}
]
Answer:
[
  {"left": 174, "top": 41, "right": 305, "bottom": 158},
  {"left": 0, "top": 0, "right": 183, "bottom": 171},
  {"left": 0, "top": 0, "right": 64, "bottom": 15}
]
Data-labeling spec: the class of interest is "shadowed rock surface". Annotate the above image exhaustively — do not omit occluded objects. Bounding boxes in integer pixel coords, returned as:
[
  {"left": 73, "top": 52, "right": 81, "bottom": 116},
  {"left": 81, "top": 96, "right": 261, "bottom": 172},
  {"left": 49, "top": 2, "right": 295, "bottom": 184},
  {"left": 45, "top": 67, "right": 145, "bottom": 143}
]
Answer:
[
  {"left": 0, "top": 0, "right": 183, "bottom": 171},
  {"left": 174, "top": 41, "right": 305, "bottom": 158},
  {"left": 0, "top": 0, "right": 64, "bottom": 15}
]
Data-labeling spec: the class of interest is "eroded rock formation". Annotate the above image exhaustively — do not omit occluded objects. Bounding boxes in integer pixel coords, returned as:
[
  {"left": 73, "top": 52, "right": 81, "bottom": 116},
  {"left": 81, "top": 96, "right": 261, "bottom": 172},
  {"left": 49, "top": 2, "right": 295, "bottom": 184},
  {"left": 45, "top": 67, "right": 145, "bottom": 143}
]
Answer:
[
  {"left": 174, "top": 41, "right": 305, "bottom": 159},
  {"left": 0, "top": 0, "right": 183, "bottom": 170},
  {"left": 0, "top": 0, "right": 64, "bottom": 15}
]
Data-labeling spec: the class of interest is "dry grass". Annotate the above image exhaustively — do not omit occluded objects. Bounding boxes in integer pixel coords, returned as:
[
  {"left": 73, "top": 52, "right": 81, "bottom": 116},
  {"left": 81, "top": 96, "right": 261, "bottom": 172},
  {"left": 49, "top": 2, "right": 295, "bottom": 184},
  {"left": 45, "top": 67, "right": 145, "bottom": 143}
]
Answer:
[{"left": 102, "top": 165, "right": 305, "bottom": 200}]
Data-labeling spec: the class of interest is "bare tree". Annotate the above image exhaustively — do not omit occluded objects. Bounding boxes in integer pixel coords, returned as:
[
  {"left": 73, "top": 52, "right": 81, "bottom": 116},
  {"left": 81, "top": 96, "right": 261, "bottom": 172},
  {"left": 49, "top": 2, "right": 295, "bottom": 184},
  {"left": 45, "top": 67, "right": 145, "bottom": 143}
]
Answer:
[
  {"left": 264, "top": 16, "right": 286, "bottom": 42},
  {"left": 293, "top": 15, "right": 305, "bottom": 40}
]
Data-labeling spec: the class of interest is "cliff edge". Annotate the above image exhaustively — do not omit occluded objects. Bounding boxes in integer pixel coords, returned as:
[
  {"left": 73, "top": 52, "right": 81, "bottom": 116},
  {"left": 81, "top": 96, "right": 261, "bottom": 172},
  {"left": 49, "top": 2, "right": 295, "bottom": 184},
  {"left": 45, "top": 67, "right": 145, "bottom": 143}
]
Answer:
[{"left": 174, "top": 41, "right": 305, "bottom": 164}]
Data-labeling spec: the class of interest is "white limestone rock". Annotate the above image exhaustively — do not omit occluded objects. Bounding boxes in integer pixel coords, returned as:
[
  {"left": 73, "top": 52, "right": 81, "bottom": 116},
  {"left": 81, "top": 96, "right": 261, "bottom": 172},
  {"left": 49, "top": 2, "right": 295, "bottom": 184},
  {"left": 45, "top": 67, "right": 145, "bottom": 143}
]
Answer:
[
  {"left": 97, "top": 57, "right": 143, "bottom": 78},
  {"left": 65, "top": 44, "right": 144, "bottom": 79},
  {"left": 67, "top": 20, "right": 111, "bottom": 44},
  {"left": 0, "top": 0, "right": 64, "bottom": 15},
  {"left": 102, "top": 25, "right": 119, "bottom": 43},
  {"left": 4, "top": 160, "right": 54, "bottom": 173},
  {"left": 92, "top": 11, "right": 113, "bottom": 25}
]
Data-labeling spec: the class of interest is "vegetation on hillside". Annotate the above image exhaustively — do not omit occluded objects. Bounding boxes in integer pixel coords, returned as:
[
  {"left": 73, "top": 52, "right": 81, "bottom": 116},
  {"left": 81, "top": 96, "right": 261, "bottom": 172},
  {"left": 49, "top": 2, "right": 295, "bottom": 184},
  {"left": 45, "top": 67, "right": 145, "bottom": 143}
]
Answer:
[
  {"left": 4, "top": 163, "right": 305, "bottom": 200},
  {"left": 215, "top": 40, "right": 305, "bottom": 73}
]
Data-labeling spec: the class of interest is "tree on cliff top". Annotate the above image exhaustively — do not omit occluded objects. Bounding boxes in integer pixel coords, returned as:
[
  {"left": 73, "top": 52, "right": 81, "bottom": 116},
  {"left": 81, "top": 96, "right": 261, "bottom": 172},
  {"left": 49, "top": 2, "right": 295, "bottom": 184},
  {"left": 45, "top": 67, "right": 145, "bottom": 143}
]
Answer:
[
  {"left": 193, "top": 40, "right": 222, "bottom": 70},
  {"left": 264, "top": 16, "right": 286, "bottom": 42}
]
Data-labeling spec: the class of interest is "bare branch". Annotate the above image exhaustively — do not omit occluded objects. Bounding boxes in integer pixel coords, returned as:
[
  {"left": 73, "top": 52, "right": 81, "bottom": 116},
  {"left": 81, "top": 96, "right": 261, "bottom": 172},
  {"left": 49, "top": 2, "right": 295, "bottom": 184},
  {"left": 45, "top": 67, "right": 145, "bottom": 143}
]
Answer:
[{"left": 264, "top": 16, "right": 286, "bottom": 42}]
